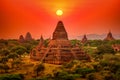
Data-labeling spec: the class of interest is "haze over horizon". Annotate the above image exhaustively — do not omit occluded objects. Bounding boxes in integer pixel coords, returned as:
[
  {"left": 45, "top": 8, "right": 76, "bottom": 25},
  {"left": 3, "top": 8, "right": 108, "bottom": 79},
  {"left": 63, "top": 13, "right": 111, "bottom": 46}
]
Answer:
[{"left": 1, "top": 0, "right": 120, "bottom": 39}]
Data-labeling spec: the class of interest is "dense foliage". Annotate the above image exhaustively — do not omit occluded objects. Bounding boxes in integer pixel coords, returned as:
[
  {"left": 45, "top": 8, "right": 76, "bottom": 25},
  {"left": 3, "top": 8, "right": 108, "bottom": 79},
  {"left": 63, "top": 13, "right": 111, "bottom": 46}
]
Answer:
[
  {"left": 0, "top": 74, "right": 24, "bottom": 80},
  {"left": 84, "top": 40, "right": 120, "bottom": 47},
  {"left": 0, "top": 39, "right": 120, "bottom": 80}
]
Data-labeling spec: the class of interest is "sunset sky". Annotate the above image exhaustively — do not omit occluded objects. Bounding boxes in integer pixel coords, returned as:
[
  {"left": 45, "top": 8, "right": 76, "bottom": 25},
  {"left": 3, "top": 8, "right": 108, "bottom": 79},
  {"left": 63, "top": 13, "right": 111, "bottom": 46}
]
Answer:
[{"left": 1, "top": 0, "right": 120, "bottom": 39}]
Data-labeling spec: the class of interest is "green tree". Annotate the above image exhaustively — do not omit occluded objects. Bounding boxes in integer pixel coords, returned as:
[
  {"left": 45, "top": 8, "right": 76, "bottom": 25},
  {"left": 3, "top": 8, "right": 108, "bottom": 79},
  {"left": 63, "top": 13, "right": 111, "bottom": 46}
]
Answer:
[
  {"left": 0, "top": 63, "right": 4, "bottom": 71},
  {"left": 0, "top": 49, "right": 10, "bottom": 56},
  {"left": 0, "top": 74, "right": 23, "bottom": 80},
  {"left": 0, "top": 63, "right": 9, "bottom": 73},
  {"left": 86, "top": 73, "right": 96, "bottom": 80},
  {"left": 101, "top": 71, "right": 115, "bottom": 80},
  {"left": 87, "top": 40, "right": 103, "bottom": 47},
  {"left": 34, "top": 63, "right": 45, "bottom": 77},
  {"left": 12, "top": 58, "right": 21, "bottom": 68},
  {"left": 70, "top": 39, "right": 80, "bottom": 47},
  {"left": 53, "top": 71, "right": 81, "bottom": 80},
  {"left": 11, "top": 46, "right": 27, "bottom": 57},
  {"left": 115, "top": 69, "right": 120, "bottom": 80},
  {"left": 75, "top": 68, "right": 95, "bottom": 78},
  {"left": 0, "top": 57, "right": 8, "bottom": 64},
  {"left": 21, "top": 43, "right": 33, "bottom": 53},
  {"left": 7, "top": 53, "right": 18, "bottom": 61},
  {"left": 97, "top": 44, "right": 115, "bottom": 54},
  {"left": 0, "top": 39, "right": 8, "bottom": 46},
  {"left": 3, "top": 64, "right": 9, "bottom": 73}
]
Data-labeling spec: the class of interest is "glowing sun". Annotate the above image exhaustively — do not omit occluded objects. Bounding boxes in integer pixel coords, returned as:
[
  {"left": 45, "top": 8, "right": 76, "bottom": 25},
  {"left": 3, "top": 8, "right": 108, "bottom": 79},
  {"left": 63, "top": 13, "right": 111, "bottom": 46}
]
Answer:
[{"left": 56, "top": 9, "right": 63, "bottom": 16}]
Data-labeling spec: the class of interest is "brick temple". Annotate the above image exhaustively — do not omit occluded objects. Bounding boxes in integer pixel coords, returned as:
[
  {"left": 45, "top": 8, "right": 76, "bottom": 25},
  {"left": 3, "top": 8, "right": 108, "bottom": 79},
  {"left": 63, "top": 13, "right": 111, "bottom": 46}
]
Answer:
[
  {"left": 104, "top": 31, "right": 115, "bottom": 41},
  {"left": 30, "top": 21, "right": 90, "bottom": 64},
  {"left": 81, "top": 34, "right": 88, "bottom": 44}
]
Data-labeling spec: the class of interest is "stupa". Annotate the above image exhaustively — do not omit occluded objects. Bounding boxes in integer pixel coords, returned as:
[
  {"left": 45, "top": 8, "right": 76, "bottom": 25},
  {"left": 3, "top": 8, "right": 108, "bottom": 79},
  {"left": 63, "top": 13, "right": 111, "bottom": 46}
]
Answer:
[
  {"left": 18, "top": 35, "right": 25, "bottom": 43},
  {"left": 104, "top": 31, "right": 115, "bottom": 41},
  {"left": 81, "top": 34, "right": 88, "bottom": 44},
  {"left": 30, "top": 21, "right": 90, "bottom": 64},
  {"left": 25, "top": 32, "right": 33, "bottom": 41}
]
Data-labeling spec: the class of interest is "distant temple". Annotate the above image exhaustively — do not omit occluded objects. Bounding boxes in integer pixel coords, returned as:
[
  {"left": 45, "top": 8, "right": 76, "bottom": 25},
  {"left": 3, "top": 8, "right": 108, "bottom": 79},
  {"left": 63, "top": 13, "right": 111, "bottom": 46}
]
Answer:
[
  {"left": 25, "top": 32, "right": 33, "bottom": 41},
  {"left": 30, "top": 21, "right": 90, "bottom": 64},
  {"left": 18, "top": 35, "right": 25, "bottom": 43},
  {"left": 18, "top": 32, "right": 33, "bottom": 43},
  {"left": 104, "top": 31, "right": 115, "bottom": 41},
  {"left": 37, "top": 35, "right": 44, "bottom": 49},
  {"left": 81, "top": 34, "right": 88, "bottom": 44}
]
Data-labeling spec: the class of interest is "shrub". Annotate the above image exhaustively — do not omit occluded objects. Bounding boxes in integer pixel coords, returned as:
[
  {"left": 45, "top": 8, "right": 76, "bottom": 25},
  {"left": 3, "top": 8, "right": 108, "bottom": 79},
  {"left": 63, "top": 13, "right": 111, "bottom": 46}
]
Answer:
[
  {"left": 75, "top": 68, "right": 95, "bottom": 78},
  {"left": 0, "top": 74, "right": 23, "bottom": 80}
]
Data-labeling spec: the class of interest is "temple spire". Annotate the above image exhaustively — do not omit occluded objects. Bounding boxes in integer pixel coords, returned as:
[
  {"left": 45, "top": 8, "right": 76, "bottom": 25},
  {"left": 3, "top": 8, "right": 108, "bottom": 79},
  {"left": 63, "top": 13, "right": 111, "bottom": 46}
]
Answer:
[
  {"left": 25, "top": 32, "right": 33, "bottom": 41},
  {"left": 39, "top": 35, "right": 44, "bottom": 45},
  {"left": 40, "top": 35, "right": 44, "bottom": 42},
  {"left": 52, "top": 21, "right": 68, "bottom": 40},
  {"left": 38, "top": 35, "right": 44, "bottom": 48},
  {"left": 18, "top": 35, "right": 25, "bottom": 43},
  {"left": 81, "top": 34, "right": 88, "bottom": 44},
  {"left": 104, "top": 31, "right": 115, "bottom": 41}
]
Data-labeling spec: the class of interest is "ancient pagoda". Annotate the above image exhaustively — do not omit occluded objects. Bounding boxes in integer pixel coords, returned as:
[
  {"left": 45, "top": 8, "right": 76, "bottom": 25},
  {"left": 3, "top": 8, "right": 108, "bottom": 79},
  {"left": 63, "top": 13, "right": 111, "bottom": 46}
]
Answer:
[
  {"left": 81, "top": 34, "right": 88, "bottom": 44},
  {"left": 25, "top": 32, "right": 33, "bottom": 41},
  {"left": 104, "top": 31, "right": 115, "bottom": 41},
  {"left": 18, "top": 35, "right": 25, "bottom": 43},
  {"left": 30, "top": 21, "right": 90, "bottom": 64}
]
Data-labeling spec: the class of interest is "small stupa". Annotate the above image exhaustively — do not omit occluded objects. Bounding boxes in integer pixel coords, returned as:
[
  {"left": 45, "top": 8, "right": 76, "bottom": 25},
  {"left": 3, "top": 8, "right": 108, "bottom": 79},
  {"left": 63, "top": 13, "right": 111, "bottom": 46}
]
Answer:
[
  {"left": 30, "top": 21, "right": 90, "bottom": 64},
  {"left": 18, "top": 35, "right": 25, "bottom": 43},
  {"left": 37, "top": 35, "right": 44, "bottom": 49},
  {"left": 104, "top": 31, "right": 115, "bottom": 41},
  {"left": 81, "top": 34, "right": 88, "bottom": 44},
  {"left": 25, "top": 32, "right": 33, "bottom": 41}
]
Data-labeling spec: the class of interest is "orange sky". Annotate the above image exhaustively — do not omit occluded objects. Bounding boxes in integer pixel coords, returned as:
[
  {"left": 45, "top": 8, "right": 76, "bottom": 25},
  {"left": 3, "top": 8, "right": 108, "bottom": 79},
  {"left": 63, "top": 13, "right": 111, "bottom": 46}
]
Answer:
[{"left": 1, "top": 0, "right": 120, "bottom": 39}]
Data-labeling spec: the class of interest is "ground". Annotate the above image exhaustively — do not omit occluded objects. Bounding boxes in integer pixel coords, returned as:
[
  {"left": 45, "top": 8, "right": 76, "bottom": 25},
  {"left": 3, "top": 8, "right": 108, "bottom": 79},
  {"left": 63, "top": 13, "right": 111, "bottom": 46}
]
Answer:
[{"left": 1, "top": 55, "right": 61, "bottom": 79}]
